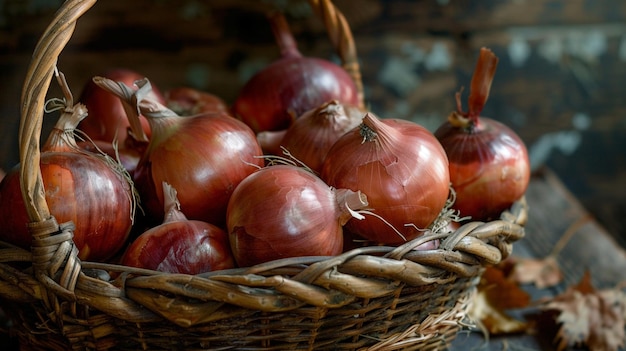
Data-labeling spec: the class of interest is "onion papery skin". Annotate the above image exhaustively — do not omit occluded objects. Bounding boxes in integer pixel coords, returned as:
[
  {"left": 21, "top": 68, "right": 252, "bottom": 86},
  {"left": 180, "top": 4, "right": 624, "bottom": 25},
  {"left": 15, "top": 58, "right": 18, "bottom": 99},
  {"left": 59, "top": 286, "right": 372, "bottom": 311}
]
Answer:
[
  {"left": 226, "top": 165, "right": 348, "bottom": 267},
  {"left": 0, "top": 151, "right": 134, "bottom": 262},
  {"left": 321, "top": 113, "right": 450, "bottom": 245},
  {"left": 434, "top": 117, "right": 530, "bottom": 221},
  {"left": 133, "top": 112, "right": 264, "bottom": 227},
  {"left": 122, "top": 220, "right": 235, "bottom": 274},
  {"left": 78, "top": 68, "right": 164, "bottom": 143},
  {"left": 281, "top": 100, "right": 364, "bottom": 173}
]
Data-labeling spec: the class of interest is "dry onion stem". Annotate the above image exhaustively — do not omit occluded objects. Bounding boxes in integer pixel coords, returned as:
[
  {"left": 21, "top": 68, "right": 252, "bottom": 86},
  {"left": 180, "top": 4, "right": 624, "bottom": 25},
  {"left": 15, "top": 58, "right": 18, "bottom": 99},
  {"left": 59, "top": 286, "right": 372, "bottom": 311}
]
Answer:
[{"left": 258, "top": 146, "right": 315, "bottom": 174}]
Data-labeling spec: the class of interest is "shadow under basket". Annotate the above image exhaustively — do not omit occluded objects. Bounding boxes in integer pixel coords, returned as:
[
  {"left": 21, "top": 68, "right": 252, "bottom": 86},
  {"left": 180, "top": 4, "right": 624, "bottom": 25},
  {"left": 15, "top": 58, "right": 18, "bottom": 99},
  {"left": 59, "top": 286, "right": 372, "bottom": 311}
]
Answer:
[{"left": 0, "top": 0, "right": 527, "bottom": 350}]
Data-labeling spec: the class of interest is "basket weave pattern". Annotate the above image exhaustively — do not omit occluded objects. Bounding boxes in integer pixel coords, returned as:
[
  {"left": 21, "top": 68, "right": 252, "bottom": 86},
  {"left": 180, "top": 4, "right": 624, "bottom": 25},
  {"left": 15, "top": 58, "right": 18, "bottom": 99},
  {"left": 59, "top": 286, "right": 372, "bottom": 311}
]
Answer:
[{"left": 0, "top": 0, "right": 527, "bottom": 350}]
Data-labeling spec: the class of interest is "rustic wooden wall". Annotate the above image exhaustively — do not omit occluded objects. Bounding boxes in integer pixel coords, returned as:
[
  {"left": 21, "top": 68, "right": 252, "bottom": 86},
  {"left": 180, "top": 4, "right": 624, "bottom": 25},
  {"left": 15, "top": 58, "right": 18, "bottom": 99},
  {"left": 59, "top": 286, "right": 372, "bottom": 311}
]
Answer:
[{"left": 1, "top": 0, "right": 625, "bottom": 244}]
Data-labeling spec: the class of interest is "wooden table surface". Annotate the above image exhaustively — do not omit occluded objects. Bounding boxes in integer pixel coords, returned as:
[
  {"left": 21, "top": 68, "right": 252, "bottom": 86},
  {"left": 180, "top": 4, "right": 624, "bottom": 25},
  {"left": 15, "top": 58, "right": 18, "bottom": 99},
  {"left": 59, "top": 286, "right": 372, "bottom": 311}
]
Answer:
[{"left": 450, "top": 167, "right": 626, "bottom": 351}]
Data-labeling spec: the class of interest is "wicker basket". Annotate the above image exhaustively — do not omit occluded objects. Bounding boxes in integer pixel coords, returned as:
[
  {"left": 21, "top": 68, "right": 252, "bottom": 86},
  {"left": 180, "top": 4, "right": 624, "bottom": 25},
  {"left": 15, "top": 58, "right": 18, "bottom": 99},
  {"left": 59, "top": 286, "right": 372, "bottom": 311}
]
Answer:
[{"left": 0, "top": 0, "right": 527, "bottom": 350}]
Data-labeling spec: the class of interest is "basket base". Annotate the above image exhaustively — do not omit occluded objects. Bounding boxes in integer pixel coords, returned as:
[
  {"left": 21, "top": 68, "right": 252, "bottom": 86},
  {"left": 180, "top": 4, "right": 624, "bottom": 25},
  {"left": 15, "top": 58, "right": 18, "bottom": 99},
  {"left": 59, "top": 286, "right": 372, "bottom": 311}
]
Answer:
[{"left": 0, "top": 276, "right": 476, "bottom": 351}]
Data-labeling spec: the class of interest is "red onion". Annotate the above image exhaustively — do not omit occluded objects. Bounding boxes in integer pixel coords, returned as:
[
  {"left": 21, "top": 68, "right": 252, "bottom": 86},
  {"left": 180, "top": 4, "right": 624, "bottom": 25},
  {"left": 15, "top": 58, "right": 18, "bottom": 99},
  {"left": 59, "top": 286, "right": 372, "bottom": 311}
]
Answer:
[
  {"left": 321, "top": 112, "right": 450, "bottom": 245},
  {"left": 232, "top": 12, "right": 360, "bottom": 133},
  {"left": 227, "top": 164, "right": 368, "bottom": 267},
  {"left": 280, "top": 100, "right": 364, "bottom": 173},
  {"left": 93, "top": 77, "right": 264, "bottom": 227},
  {"left": 164, "top": 86, "right": 228, "bottom": 116},
  {"left": 0, "top": 72, "right": 135, "bottom": 261},
  {"left": 434, "top": 48, "right": 530, "bottom": 221},
  {"left": 122, "top": 182, "right": 235, "bottom": 274}
]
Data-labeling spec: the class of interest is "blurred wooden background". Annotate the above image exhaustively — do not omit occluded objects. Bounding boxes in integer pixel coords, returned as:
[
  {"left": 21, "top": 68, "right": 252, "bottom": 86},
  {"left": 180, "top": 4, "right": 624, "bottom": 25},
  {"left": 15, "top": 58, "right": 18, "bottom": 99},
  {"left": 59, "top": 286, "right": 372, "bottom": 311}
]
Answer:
[{"left": 1, "top": 0, "right": 625, "bottom": 246}]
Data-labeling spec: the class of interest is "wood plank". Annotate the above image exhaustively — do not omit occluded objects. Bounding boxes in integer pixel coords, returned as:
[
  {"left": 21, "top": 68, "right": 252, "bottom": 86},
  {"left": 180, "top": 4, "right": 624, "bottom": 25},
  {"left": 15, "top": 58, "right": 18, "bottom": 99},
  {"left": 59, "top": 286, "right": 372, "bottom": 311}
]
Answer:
[{"left": 523, "top": 168, "right": 626, "bottom": 287}]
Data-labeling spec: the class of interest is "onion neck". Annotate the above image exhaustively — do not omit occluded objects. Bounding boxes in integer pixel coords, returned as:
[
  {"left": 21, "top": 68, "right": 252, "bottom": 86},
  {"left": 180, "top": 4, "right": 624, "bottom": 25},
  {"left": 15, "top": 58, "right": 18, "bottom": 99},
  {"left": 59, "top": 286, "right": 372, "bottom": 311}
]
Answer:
[
  {"left": 91, "top": 76, "right": 152, "bottom": 143},
  {"left": 138, "top": 99, "right": 183, "bottom": 154},
  {"left": 334, "top": 188, "right": 369, "bottom": 225},
  {"left": 44, "top": 102, "right": 88, "bottom": 152},
  {"left": 268, "top": 11, "right": 302, "bottom": 59},
  {"left": 453, "top": 47, "right": 499, "bottom": 130},
  {"left": 44, "top": 69, "right": 88, "bottom": 152},
  {"left": 447, "top": 110, "right": 478, "bottom": 132},
  {"left": 359, "top": 112, "right": 398, "bottom": 145},
  {"left": 315, "top": 100, "right": 350, "bottom": 130},
  {"left": 92, "top": 76, "right": 184, "bottom": 157},
  {"left": 162, "top": 182, "right": 188, "bottom": 223}
]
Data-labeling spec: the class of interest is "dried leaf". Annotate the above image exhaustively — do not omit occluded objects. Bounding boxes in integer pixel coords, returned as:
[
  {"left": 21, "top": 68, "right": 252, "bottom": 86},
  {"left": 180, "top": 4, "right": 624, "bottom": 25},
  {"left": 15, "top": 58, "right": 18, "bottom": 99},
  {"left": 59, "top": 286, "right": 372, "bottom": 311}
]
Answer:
[
  {"left": 468, "top": 266, "right": 532, "bottom": 335},
  {"left": 542, "top": 271, "right": 626, "bottom": 351},
  {"left": 482, "top": 266, "right": 531, "bottom": 310},
  {"left": 509, "top": 256, "right": 563, "bottom": 289},
  {"left": 571, "top": 269, "right": 595, "bottom": 294}
]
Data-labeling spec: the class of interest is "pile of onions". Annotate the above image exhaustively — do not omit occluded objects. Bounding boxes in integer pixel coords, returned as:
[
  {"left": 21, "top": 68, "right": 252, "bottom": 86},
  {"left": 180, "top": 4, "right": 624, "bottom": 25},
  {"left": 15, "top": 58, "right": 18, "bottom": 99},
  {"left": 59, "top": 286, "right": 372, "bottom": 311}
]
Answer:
[
  {"left": 232, "top": 12, "right": 360, "bottom": 134},
  {"left": 320, "top": 112, "right": 450, "bottom": 245},
  {"left": 122, "top": 182, "right": 235, "bottom": 274},
  {"left": 0, "top": 71, "right": 135, "bottom": 262},
  {"left": 227, "top": 164, "right": 368, "bottom": 267},
  {"left": 279, "top": 100, "right": 364, "bottom": 173},
  {"left": 94, "top": 77, "right": 264, "bottom": 227},
  {"left": 434, "top": 48, "right": 530, "bottom": 221}
]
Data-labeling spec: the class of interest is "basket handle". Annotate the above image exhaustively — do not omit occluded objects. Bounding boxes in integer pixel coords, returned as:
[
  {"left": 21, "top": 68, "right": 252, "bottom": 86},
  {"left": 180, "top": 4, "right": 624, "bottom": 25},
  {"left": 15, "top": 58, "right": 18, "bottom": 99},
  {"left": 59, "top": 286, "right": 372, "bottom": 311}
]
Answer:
[
  {"left": 19, "top": 0, "right": 96, "bottom": 225},
  {"left": 18, "top": 0, "right": 96, "bottom": 301},
  {"left": 307, "top": 0, "right": 365, "bottom": 109}
]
